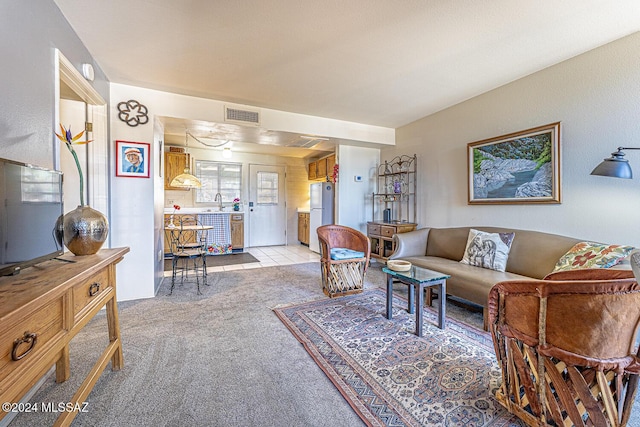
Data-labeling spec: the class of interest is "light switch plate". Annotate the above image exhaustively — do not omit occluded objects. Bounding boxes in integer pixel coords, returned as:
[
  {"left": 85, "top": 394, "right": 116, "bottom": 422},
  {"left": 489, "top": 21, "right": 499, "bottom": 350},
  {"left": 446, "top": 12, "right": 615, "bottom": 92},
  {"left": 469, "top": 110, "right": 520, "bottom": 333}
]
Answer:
[{"left": 354, "top": 175, "right": 362, "bottom": 182}]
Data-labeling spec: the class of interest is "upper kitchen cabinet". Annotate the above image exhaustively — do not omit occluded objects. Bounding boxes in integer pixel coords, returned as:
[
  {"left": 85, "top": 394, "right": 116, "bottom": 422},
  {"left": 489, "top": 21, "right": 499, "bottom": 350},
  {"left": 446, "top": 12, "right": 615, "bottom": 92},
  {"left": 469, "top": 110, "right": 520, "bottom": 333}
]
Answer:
[
  {"left": 308, "top": 160, "right": 317, "bottom": 180},
  {"left": 326, "top": 154, "right": 335, "bottom": 177},
  {"left": 308, "top": 154, "right": 335, "bottom": 181},
  {"left": 316, "top": 156, "right": 328, "bottom": 177},
  {"left": 165, "top": 151, "right": 191, "bottom": 190}
]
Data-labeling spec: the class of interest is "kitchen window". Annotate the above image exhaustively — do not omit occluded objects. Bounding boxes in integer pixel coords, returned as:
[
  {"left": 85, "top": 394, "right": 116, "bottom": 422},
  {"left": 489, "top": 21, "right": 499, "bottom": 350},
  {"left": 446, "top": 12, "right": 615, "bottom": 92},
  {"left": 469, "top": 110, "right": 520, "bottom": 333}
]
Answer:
[{"left": 194, "top": 160, "right": 242, "bottom": 204}]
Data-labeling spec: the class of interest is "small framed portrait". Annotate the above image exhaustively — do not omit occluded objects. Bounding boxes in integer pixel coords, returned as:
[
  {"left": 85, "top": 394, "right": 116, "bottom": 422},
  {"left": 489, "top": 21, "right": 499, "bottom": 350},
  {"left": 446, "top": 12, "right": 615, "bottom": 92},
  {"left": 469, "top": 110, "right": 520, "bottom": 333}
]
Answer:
[{"left": 116, "top": 140, "right": 150, "bottom": 178}]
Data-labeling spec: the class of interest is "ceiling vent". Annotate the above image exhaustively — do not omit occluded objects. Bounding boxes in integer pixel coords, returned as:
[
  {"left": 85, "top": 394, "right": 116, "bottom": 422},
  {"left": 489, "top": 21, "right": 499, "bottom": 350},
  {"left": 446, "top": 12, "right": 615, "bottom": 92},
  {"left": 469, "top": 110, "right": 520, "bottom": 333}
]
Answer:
[{"left": 224, "top": 106, "right": 260, "bottom": 126}]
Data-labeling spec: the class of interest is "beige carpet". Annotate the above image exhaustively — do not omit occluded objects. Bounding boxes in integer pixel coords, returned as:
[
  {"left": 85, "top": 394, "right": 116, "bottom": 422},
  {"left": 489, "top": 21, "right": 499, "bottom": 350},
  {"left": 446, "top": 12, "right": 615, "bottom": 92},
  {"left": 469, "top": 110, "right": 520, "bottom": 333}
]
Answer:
[{"left": 8, "top": 262, "right": 640, "bottom": 426}]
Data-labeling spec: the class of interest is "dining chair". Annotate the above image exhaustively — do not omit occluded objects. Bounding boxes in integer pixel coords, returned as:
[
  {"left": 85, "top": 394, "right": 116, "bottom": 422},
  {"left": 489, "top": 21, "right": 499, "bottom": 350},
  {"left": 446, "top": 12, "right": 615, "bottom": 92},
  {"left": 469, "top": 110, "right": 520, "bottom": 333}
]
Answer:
[{"left": 169, "top": 215, "right": 208, "bottom": 295}]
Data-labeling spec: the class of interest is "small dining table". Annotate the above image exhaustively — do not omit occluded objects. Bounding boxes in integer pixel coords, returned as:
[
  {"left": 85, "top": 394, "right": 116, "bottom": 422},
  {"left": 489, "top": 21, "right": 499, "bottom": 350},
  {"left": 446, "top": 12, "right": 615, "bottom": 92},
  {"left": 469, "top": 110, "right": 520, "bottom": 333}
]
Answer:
[{"left": 164, "top": 224, "right": 214, "bottom": 252}]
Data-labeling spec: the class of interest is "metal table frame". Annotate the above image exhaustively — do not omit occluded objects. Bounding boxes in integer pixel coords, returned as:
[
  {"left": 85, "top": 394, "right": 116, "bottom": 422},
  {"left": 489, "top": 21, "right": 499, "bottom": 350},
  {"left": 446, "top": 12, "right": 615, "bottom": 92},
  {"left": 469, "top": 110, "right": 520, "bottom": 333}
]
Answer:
[{"left": 383, "top": 265, "right": 449, "bottom": 336}]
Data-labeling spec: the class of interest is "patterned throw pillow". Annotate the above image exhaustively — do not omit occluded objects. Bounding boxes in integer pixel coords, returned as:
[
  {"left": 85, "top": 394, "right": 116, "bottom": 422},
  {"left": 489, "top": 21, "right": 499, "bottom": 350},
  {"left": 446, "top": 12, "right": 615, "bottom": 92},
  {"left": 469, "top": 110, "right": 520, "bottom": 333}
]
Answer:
[
  {"left": 460, "top": 229, "right": 515, "bottom": 272},
  {"left": 552, "top": 242, "right": 635, "bottom": 272}
]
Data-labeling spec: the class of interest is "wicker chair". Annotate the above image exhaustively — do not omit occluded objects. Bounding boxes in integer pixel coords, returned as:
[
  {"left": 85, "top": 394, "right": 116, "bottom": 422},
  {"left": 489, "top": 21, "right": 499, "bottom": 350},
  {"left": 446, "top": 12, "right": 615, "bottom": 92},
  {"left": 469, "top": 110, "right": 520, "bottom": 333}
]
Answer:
[
  {"left": 317, "top": 224, "right": 371, "bottom": 297},
  {"left": 488, "top": 272, "right": 640, "bottom": 426}
]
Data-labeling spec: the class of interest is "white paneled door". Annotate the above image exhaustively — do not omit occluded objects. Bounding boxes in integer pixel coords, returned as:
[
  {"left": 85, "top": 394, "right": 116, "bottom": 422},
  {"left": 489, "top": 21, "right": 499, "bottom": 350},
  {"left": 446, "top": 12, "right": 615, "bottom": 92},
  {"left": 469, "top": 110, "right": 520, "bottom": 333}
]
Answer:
[{"left": 248, "top": 164, "right": 286, "bottom": 247}]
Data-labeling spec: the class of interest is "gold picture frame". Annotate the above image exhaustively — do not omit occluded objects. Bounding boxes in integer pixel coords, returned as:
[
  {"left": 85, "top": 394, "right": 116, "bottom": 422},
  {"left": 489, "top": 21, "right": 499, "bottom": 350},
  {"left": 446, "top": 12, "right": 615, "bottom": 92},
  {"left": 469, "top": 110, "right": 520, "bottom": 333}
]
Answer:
[{"left": 467, "top": 122, "right": 561, "bottom": 204}]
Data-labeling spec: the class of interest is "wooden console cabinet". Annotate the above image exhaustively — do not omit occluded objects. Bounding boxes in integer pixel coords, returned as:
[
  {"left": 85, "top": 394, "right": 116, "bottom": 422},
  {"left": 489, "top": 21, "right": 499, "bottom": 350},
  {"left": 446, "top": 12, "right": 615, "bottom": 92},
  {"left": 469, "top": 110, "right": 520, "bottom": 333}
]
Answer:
[
  {"left": 367, "top": 221, "right": 417, "bottom": 260},
  {"left": 0, "top": 247, "right": 129, "bottom": 426}
]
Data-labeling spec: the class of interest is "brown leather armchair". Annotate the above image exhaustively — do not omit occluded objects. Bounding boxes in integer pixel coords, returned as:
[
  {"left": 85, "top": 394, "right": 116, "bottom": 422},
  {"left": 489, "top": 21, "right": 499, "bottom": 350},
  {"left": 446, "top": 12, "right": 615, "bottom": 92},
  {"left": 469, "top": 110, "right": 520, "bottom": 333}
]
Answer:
[
  {"left": 317, "top": 224, "right": 371, "bottom": 297},
  {"left": 488, "top": 271, "right": 640, "bottom": 426}
]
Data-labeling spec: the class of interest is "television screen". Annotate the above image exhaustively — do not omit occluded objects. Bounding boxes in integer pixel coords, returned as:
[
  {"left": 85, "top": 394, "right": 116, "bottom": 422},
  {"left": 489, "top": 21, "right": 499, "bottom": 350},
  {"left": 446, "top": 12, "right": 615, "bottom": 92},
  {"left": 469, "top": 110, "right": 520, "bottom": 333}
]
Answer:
[{"left": 0, "top": 158, "right": 64, "bottom": 276}]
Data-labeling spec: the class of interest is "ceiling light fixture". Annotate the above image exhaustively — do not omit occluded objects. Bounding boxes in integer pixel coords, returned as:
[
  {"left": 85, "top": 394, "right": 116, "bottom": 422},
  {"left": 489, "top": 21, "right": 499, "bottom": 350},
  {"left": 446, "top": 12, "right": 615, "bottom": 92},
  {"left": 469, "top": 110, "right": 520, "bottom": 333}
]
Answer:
[
  {"left": 591, "top": 147, "right": 640, "bottom": 179},
  {"left": 222, "top": 147, "right": 232, "bottom": 159},
  {"left": 170, "top": 133, "right": 202, "bottom": 188},
  {"left": 187, "top": 130, "right": 230, "bottom": 148}
]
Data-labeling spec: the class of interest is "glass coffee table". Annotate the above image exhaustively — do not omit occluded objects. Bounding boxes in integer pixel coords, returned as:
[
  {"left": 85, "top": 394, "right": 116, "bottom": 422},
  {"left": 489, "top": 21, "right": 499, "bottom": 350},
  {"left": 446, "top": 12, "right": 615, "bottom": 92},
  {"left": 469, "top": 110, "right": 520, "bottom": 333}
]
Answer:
[{"left": 382, "top": 265, "right": 450, "bottom": 336}]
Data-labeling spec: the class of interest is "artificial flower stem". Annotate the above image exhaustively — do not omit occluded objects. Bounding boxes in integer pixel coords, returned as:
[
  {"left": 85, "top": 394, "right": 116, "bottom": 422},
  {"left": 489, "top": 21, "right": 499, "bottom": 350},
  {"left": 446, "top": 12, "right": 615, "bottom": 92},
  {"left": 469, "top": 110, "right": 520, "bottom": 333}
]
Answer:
[{"left": 66, "top": 143, "right": 85, "bottom": 206}]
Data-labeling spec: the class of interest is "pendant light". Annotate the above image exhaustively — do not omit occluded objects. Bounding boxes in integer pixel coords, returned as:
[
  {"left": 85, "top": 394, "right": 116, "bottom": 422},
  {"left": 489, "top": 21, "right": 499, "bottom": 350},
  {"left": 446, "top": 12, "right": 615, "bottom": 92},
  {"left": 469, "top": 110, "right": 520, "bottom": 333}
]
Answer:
[{"left": 170, "top": 133, "right": 202, "bottom": 188}]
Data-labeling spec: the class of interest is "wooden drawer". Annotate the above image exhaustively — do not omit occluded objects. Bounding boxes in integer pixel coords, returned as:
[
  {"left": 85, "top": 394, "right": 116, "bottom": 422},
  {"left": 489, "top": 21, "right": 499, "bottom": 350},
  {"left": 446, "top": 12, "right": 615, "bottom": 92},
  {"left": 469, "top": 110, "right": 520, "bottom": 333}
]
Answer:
[
  {"left": 231, "top": 214, "right": 243, "bottom": 222},
  {"left": 0, "top": 297, "right": 64, "bottom": 382},
  {"left": 395, "top": 224, "right": 417, "bottom": 233},
  {"left": 381, "top": 226, "right": 396, "bottom": 238},
  {"left": 368, "top": 224, "right": 381, "bottom": 235},
  {"left": 73, "top": 268, "right": 111, "bottom": 317}
]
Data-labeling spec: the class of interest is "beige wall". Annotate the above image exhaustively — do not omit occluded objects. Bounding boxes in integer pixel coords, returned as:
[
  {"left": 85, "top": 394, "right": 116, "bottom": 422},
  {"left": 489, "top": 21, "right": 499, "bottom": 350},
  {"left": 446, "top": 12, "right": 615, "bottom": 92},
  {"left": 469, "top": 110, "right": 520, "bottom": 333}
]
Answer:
[{"left": 385, "top": 31, "right": 640, "bottom": 246}]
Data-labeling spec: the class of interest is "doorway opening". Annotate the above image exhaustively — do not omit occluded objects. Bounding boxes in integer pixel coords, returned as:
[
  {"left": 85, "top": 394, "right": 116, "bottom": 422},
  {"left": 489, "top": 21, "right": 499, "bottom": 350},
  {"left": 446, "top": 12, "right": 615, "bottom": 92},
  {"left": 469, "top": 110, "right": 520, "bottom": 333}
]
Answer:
[{"left": 55, "top": 51, "right": 109, "bottom": 226}]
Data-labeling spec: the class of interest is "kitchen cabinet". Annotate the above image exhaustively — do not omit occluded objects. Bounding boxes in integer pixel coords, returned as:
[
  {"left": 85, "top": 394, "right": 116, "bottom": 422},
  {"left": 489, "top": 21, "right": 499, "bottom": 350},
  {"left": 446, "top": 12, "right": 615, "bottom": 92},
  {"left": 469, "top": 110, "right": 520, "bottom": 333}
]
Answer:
[
  {"left": 164, "top": 152, "right": 190, "bottom": 190},
  {"left": 308, "top": 154, "right": 336, "bottom": 181},
  {"left": 326, "top": 154, "right": 335, "bottom": 177},
  {"left": 367, "top": 221, "right": 417, "bottom": 260},
  {"left": 298, "top": 212, "right": 310, "bottom": 245},
  {"left": 230, "top": 213, "right": 244, "bottom": 250},
  {"left": 316, "top": 157, "right": 328, "bottom": 178},
  {"left": 308, "top": 161, "right": 317, "bottom": 180}
]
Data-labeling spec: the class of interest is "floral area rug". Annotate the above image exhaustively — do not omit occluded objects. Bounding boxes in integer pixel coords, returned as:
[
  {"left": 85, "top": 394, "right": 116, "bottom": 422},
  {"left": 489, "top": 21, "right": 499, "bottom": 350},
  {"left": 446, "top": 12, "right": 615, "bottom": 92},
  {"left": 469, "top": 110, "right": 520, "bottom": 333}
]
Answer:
[{"left": 274, "top": 289, "right": 524, "bottom": 427}]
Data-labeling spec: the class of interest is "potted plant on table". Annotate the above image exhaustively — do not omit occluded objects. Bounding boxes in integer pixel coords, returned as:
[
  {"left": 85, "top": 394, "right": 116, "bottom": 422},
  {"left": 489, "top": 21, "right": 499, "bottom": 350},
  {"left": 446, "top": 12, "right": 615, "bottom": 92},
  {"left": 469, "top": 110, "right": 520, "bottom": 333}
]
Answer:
[{"left": 233, "top": 198, "right": 241, "bottom": 211}]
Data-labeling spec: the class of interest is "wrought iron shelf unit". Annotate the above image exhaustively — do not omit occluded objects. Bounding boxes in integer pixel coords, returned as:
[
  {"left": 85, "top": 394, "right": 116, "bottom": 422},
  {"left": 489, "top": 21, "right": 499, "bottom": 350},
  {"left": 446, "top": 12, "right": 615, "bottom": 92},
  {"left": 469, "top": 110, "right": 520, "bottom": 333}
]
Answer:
[{"left": 372, "top": 154, "right": 417, "bottom": 224}]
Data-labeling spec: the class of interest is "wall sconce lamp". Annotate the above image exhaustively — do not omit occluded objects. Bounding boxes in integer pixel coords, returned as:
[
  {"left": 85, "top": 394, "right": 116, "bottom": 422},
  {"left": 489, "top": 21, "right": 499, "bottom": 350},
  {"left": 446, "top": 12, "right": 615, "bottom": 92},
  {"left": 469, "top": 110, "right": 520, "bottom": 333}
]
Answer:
[{"left": 591, "top": 147, "right": 640, "bottom": 179}]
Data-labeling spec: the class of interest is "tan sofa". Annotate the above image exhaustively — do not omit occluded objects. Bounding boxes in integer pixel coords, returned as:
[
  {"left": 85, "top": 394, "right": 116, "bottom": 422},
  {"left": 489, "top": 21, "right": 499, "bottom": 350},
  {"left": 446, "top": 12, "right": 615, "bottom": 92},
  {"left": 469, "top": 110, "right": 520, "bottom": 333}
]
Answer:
[{"left": 388, "top": 226, "right": 625, "bottom": 329}]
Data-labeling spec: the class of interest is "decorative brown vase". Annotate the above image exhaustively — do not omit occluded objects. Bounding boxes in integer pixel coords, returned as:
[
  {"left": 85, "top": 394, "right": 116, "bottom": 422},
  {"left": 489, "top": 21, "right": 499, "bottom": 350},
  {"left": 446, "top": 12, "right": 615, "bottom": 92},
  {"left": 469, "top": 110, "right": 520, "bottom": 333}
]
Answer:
[{"left": 63, "top": 205, "right": 109, "bottom": 256}]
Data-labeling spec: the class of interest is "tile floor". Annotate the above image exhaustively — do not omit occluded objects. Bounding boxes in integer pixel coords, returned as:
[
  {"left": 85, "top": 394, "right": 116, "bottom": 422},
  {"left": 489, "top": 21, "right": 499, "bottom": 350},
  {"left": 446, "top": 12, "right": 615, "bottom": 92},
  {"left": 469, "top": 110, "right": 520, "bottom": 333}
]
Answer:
[{"left": 207, "top": 244, "right": 322, "bottom": 272}]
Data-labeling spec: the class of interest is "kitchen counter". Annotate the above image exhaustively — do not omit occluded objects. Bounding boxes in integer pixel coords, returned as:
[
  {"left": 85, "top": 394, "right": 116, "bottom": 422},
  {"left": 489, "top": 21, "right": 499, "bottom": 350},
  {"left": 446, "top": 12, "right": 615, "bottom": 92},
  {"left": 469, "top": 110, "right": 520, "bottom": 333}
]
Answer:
[
  {"left": 163, "top": 209, "right": 244, "bottom": 254},
  {"left": 164, "top": 208, "right": 242, "bottom": 214},
  {"left": 297, "top": 208, "right": 310, "bottom": 213}
]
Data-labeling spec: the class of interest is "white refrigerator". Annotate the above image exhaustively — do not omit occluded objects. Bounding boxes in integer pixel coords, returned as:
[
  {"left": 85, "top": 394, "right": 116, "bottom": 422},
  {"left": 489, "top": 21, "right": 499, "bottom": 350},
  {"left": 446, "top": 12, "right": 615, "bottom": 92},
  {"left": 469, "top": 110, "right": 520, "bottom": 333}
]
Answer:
[{"left": 309, "top": 182, "right": 334, "bottom": 253}]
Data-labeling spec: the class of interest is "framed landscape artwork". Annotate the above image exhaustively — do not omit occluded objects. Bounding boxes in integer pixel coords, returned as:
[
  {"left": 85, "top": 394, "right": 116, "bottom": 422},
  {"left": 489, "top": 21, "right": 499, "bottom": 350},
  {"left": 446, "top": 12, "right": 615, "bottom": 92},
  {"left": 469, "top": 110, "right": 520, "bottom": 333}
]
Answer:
[{"left": 467, "top": 122, "right": 561, "bottom": 204}]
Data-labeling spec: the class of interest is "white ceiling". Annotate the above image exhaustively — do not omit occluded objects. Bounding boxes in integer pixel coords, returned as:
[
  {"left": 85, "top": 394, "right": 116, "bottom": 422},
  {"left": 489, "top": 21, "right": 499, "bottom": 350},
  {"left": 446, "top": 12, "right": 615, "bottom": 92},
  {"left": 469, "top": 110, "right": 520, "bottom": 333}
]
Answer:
[{"left": 54, "top": 0, "right": 640, "bottom": 155}]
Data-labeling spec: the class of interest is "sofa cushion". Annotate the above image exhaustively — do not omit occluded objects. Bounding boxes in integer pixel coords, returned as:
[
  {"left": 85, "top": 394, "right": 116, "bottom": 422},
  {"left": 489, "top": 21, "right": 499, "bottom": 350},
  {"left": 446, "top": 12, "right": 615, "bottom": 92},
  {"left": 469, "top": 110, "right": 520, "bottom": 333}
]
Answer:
[
  {"left": 460, "top": 229, "right": 514, "bottom": 272},
  {"left": 552, "top": 242, "right": 635, "bottom": 272},
  {"left": 398, "top": 256, "right": 532, "bottom": 307}
]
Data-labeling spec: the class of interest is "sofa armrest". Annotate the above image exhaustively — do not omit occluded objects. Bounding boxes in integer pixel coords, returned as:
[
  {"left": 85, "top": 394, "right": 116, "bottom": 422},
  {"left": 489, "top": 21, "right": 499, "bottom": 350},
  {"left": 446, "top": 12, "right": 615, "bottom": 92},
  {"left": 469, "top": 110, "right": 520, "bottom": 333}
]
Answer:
[{"left": 389, "top": 228, "right": 430, "bottom": 259}]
